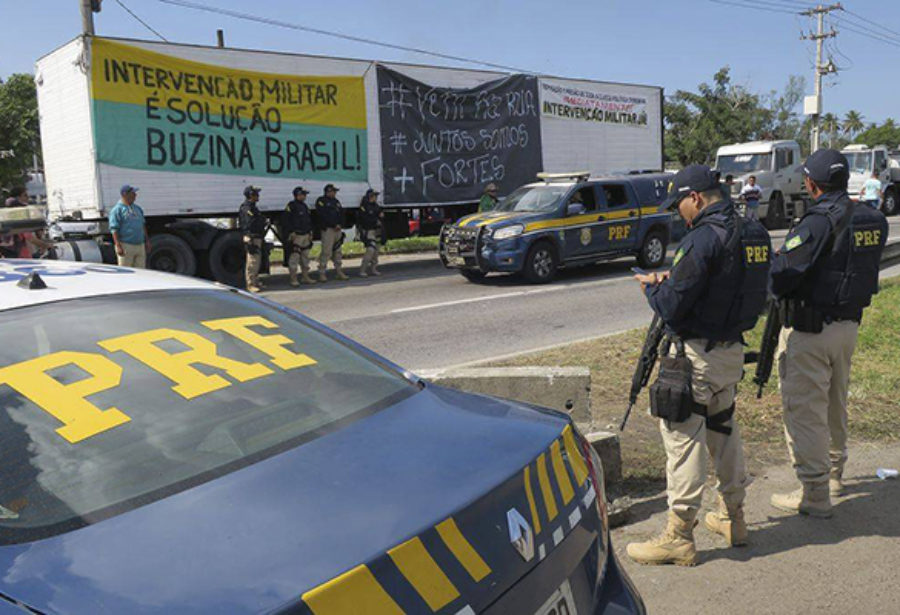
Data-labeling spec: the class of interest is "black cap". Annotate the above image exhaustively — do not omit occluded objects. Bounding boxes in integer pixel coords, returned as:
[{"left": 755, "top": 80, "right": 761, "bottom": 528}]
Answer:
[
  {"left": 292, "top": 186, "right": 309, "bottom": 196},
  {"left": 659, "top": 164, "right": 720, "bottom": 211},
  {"left": 797, "top": 148, "right": 850, "bottom": 187},
  {"left": 365, "top": 188, "right": 380, "bottom": 198},
  {"left": 324, "top": 184, "right": 339, "bottom": 193},
  {"left": 243, "top": 185, "right": 261, "bottom": 198}
]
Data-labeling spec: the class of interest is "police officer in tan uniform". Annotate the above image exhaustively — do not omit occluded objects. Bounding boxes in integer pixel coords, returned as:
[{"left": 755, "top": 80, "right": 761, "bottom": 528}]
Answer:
[
  {"left": 770, "top": 149, "right": 888, "bottom": 516},
  {"left": 357, "top": 189, "right": 383, "bottom": 277},
  {"left": 239, "top": 185, "right": 267, "bottom": 292},
  {"left": 315, "top": 184, "right": 348, "bottom": 282},
  {"left": 627, "top": 165, "right": 771, "bottom": 565},
  {"left": 282, "top": 186, "right": 315, "bottom": 286}
]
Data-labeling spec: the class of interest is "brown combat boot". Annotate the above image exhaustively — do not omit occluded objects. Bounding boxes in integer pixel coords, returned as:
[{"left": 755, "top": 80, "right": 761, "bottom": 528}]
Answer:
[
  {"left": 829, "top": 467, "right": 844, "bottom": 497},
  {"left": 289, "top": 275, "right": 300, "bottom": 287},
  {"left": 318, "top": 271, "right": 328, "bottom": 283},
  {"left": 704, "top": 497, "right": 748, "bottom": 546},
  {"left": 300, "top": 273, "right": 315, "bottom": 285},
  {"left": 626, "top": 512, "right": 698, "bottom": 566},
  {"left": 335, "top": 269, "right": 349, "bottom": 281},
  {"left": 771, "top": 482, "right": 832, "bottom": 518}
]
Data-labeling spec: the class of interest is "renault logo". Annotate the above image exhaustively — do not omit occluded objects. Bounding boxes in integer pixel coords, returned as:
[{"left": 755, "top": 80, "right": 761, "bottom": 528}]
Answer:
[{"left": 507, "top": 508, "right": 535, "bottom": 562}]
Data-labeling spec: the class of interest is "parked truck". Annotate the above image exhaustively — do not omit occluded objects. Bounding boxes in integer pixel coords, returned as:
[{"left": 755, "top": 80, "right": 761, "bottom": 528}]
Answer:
[
  {"left": 841, "top": 143, "right": 900, "bottom": 216},
  {"left": 715, "top": 140, "right": 807, "bottom": 228},
  {"left": 35, "top": 35, "right": 664, "bottom": 285}
]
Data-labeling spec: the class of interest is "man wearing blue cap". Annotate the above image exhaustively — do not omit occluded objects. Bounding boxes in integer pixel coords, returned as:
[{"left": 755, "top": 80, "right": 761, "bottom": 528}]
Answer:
[
  {"left": 626, "top": 164, "right": 771, "bottom": 566},
  {"left": 239, "top": 185, "right": 267, "bottom": 292},
  {"left": 769, "top": 149, "right": 888, "bottom": 516},
  {"left": 109, "top": 185, "right": 150, "bottom": 268},
  {"left": 281, "top": 186, "right": 314, "bottom": 286}
]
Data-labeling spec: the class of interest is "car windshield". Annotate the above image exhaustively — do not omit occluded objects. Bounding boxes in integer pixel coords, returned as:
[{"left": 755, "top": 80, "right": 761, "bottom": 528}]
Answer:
[
  {"left": 0, "top": 289, "right": 415, "bottom": 543},
  {"left": 717, "top": 153, "right": 772, "bottom": 174},
  {"left": 844, "top": 151, "right": 873, "bottom": 174},
  {"left": 495, "top": 185, "right": 568, "bottom": 212}
]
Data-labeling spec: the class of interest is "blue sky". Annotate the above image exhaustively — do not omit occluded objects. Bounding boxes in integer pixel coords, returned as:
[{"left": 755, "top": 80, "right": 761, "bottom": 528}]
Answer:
[{"left": 2, "top": 0, "right": 897, "bottom": 126}]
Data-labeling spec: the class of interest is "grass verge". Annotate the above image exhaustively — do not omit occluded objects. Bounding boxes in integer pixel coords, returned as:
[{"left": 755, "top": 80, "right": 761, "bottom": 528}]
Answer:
[
  {"left": 490, "top": 276, "right": 900, "bottom": 484},
  {"left": 271, "top": 235, "right": 439, "bottom": 264}
]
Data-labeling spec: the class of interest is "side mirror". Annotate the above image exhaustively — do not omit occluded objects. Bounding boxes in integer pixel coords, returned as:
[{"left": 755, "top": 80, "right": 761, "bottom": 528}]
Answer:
[{"left": 567, "top": 202, "right": 584, "bottom": 216}]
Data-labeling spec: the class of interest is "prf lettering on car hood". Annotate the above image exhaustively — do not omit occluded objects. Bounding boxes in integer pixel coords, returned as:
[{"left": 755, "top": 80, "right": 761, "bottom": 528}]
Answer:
[{"left": 0, "top": 316, "right": 317, "bottom": 444}]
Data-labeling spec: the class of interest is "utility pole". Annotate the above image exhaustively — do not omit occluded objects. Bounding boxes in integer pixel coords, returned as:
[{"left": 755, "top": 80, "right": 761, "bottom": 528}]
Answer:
[
  {"left": 81, "top": 0, "right": 95, "bottom": 36},
  {"left": 801, "top": 3, "right": 841, "bottom": 152}
]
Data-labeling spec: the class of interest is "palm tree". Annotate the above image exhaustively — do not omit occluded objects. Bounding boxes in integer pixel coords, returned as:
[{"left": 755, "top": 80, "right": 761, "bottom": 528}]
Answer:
[
  {"left": 821, "top": 113, "right": 840, "bottom": 147},
  {"left": 843, "top": 110, "right": 864, "bottom": 139}
]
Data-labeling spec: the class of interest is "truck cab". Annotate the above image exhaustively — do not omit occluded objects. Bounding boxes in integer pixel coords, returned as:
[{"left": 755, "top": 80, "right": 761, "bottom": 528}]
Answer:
[
  {"left": 841, "top": 144, "right": 900, "bottom": 215},
  {"left": 439, "top": 172, "right": 672, "bottom": 283},
  {"left": 715, "top": 140, "right": 806, "bottom": 228}
]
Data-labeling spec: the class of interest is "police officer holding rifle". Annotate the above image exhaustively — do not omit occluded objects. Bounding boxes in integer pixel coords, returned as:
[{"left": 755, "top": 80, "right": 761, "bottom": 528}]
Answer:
[
  {"left": 239, "top": 185, "right": 268, "bottom": 293},
  {"left": 767, "top": 149, "right": 887, "bottom": 516},
  {"left": 626, "top": 165, "right": 771, "bottom": 566}
]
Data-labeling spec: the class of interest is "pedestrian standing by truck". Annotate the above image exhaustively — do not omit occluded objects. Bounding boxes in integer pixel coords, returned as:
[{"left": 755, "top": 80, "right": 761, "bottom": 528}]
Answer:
[
  {"left": 479, "top": 183, "right": 499, "bottom": 212},
  {"left": 357, "top": 188, "right": 383, "bottom": 277},
  {"left": 739, "top": 175, "right": 762, "bottom": 220},
  {"left": 281, "top": 186, "right": 315, "bottom": 286},
  {"left": 109, "top": 185, "right": 150, "bottom": 268},
  {"left": 769, "top": 149, "right": 887, "bottom": 517},
  {"left": 861, "top": 171, "right": 883, "bottom": 209},
  {"left": 626, "top": 165, "right": 771, "bottom": 566},
  {"left": 316, "top": 184, "right": 348, "bottom": 282},
  {"left": 239, "top": 185, "right": 268, "bottom": 293}
]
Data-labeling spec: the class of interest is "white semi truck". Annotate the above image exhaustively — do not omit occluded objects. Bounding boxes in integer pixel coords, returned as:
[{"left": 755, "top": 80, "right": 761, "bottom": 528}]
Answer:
[
  {"left": 36, "top": 35, "right": 664, "bottom": 285},
  {"left": 841, "top": 144, "right": 900, "bottom": 216},
  {"left": 715, "top": 140, "right": 807, "bottom": 228}
]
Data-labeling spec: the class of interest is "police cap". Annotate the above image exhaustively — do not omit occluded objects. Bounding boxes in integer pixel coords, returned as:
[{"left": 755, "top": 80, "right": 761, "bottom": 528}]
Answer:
[
  {"left": 797, "top": 148, "right": 850, "bottom": 187},
  {"left": 292, "top": 186, "right": 309, "bottom": 196},
  {"left": 324, "top": 184, "right": 340, "bottom": 193},
  {"left": 243, "top": 185, "right": 261, "bottom": 198},
  {"left": 658, "top": 164, "right": 720, "bottom": 211}
]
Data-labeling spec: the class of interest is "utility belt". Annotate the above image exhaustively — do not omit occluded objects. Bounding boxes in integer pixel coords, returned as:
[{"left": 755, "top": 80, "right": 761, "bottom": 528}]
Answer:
[
  {"left": 649, "top": 336, "right": 733, "bottom": 435},
  {"left": 780, "top": 299, "right": 860, "bottom": 334}
]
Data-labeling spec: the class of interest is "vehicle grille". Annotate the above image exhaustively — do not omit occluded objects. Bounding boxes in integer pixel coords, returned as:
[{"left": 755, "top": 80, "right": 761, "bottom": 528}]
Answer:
[{"left": 443, "top": 225, "right": 479, "bottom": 254}]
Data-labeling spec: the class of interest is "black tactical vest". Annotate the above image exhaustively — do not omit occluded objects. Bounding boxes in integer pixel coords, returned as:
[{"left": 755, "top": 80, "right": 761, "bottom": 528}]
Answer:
[
  {"left": 798, "top": 193, "right": 887, "bottom": 320},
  {"left": 690, "top": 206, "right": 772, "bottom": 341}
]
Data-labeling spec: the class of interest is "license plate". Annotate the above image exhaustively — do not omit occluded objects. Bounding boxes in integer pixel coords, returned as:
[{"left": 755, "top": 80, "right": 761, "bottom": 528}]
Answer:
[
  {"left": 447, "top": 246, "right": 460, "bottom": 257},
  {"left": 448, "top": 256, "right": 464, "bottom": 267},
  {"left": 533, "top": 580, "right": 577, "bottom": 615}
]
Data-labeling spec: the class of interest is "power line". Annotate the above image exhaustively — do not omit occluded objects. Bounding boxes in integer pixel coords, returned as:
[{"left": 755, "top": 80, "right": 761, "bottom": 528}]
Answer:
[
  {"left": 831, "top": 18, "right": 900, "bottom": 49},
  {"left": 830, "top": 14, "right": 900, "bottom": 45},
  {"left": 842, "top": 6, "right": 900, "bottom": 40},
  {"left": 115, "top": 0, "right": 168, "bottom": 41},
  {"left": 708, "top": 0, "right": 798, "bottom": 14},
  {"left": 155, "top": 0, "right": 530, "bottom": 73}
]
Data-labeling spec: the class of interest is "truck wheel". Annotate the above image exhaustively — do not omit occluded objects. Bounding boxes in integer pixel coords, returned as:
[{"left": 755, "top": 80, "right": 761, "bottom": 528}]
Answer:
[
  {"left": 208, "top": 231, "right": 245, "bottom": 287},
  {"left": 883, "top": 189, "right": 898, "bottom": 216},
  {"left": 638, "top": 230, "right": 667, "bottom": 269},
  {"left": 460, "top": 269, "right": 487, "bottom": 282},
  {"left": 148, "top": 233, "right": 197, "bottom": 277},
  {"left": 764, "top": 193, "right": 786, "bottom": 229},
  {"left": 523, "top": 241, "right": 557, "bottom": 284}
]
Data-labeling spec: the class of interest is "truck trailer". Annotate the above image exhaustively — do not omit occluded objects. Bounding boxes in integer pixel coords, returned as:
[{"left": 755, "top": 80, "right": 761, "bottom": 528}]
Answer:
[
  {"left": 35, "top": 35, "right": 664, "bottom": 285},
  {"left": 841, "top": 143, "right": 900, "bottom": 215}
]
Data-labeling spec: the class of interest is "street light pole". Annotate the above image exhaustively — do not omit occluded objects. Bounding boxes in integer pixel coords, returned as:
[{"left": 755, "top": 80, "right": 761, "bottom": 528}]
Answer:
[{"left": 81, "top": 0, "right": 95, "bottom": 35}]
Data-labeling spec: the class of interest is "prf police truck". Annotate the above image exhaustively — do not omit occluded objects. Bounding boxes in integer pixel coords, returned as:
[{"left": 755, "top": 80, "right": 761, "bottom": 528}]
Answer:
[{"left": 440, "top": 172, "right": 673, "bottom": 283}]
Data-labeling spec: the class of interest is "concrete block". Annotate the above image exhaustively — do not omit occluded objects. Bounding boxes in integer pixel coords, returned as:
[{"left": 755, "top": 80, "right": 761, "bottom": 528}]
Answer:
[
  {"left": 420, "top": 366, "right": 591, "bottom": 424},
  {"left": 585, "top": 430, "right": 623, "bottom": 490}
]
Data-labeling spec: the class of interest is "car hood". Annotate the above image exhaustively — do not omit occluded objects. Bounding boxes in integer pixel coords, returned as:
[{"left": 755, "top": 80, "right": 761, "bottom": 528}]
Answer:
[
  {"left": 0, "top": 386, "right": 596, "bottom": 614},
  {"left": 454, "top": 210, "right": 548, "bottom": 231}
]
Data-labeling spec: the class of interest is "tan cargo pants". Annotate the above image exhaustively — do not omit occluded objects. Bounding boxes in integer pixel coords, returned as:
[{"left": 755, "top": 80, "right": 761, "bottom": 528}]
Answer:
[
  {"left": 244, "top": 237, "right": 262, "bottom": 288},
  {"left": 117, "top": 242, "right": 146, "bottom": 268},
  {"left": 359, "top": 229, "right": 379, "bottom": 273},
  {"left": 661, "top": 339, "right": 748, "bottom": 522},
  {"left": 287, "top": 232, "right": 312, "bottom": 280},
  {"left": 777, "top": 321, "right": 858, "bottom": 484},
  {"left": 318, "top": 227, "right": 343, "bottom": 273}
]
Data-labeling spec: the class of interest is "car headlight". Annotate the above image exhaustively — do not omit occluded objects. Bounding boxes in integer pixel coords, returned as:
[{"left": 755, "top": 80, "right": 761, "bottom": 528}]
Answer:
[{"left": 492, "top": 224, "right": 524, "bottom": 240}]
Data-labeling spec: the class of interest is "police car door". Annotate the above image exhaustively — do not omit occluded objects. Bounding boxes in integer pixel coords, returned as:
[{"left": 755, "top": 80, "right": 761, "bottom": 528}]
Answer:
[
  {"left": 562, "top": 185, "right": 605, "bottom": 259},
  {"left": 597, "top": 182, "right": 640, "bottom": 253}
]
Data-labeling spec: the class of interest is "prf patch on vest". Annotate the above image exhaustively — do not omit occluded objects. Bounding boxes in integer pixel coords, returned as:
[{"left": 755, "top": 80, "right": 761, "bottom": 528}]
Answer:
[
  {"left": 743, "top": 243, "right": 770, "bottom": 265},
  {"left": 853, "top": 227, "right": 882, "bottom": 250},
  {"left": 673, "top": 242, "right": 692, "bottom": 266}
]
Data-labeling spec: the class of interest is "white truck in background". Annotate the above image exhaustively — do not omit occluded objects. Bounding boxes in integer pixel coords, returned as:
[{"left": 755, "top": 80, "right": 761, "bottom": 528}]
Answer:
[
  {"left": 35, "top": 35, "right": 664, "bottom": 286},
  {"left": 841, "top": 144, "right": 900, "bottom": 216},
  {"left": 715, "top": 140, "right": 807, "bottom": 228}
]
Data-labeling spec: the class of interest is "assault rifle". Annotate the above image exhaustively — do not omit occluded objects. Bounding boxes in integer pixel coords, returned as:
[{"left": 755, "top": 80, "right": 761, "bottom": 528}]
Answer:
[
  {"left": 751, "top": 299, "right": 782, "bottom": 398},
  {"left": 620, "top": 313, "right": 665, "bottom": 431}
]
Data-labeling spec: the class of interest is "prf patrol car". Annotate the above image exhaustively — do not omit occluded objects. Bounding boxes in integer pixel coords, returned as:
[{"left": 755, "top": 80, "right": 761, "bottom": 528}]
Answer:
[
  {"left": 439, "top": 172, "right": 674, "bottom": 283},
  {"left": 0, "top": 259, "right": 645, "bottom": 614}
]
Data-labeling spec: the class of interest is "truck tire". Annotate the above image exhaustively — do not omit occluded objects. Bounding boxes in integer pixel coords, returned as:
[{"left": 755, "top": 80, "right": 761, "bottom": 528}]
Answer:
[
  {"left": 148, "top": 233, "right": 197, "bottom": 277},
  {"left": 764, "top": 193, "right": 786, "bottom": 229},
  {"left": 208, "top": 231, "right": 245, "bottom": 287},
  {"left": 522, "top": 241, "right": 557, "bottom": 284},
  {"left": 638, "top": 230, "right": 667, "bottom": 269},
  {"left": 883, "top": 188, "right": 898, "bottom": 216}
]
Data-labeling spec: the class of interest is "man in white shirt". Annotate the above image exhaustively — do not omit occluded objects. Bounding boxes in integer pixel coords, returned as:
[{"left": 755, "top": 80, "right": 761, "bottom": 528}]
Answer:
[
  {"left": 739, "top": 175, "right": 762, "bottom": 220},
  {"left": 861, "top": 172, "right": 883, "bottom": 209}
]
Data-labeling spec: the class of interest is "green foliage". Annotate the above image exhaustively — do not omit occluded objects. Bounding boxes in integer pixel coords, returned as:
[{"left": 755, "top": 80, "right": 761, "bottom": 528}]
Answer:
[
  {"left": 0, "top": 74, "right": 40, "bottom": 192},
  {"left": 843, "top": 110, "right": 865, "bottom": 138},
  {"left": 854, "top": 118, "right": 900, "bottom": 148}
]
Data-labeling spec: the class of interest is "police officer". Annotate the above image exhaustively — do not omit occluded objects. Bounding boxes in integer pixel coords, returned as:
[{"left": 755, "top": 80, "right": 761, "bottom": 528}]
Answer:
[
  {"left": 627, "top": 165, "right": 771, "bottom": 566},
  {"left": 315, "top": 184, "right": 348, "bottom": 282},
  {"left": 282, "top": 186, "right": 315, "bottom": 286},
  {"left": 239, "top": 185, "right": 267, "bottom": 293},
  {"left": 770, "top": 149, "right": 887, "bottom": 517},
  {"left": 357, "top": 188, "right": 383, "bottom": 277}
]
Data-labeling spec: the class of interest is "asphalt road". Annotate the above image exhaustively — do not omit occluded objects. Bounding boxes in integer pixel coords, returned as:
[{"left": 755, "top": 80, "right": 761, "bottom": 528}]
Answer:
[{"left": 263, "top": 218, "right": 900, "bottom": 371}]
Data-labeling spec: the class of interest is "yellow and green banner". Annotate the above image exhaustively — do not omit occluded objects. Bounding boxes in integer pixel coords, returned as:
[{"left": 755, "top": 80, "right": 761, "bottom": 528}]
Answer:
[{"left": 90, "top": 38, "right": 367, "bottom": 181}]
